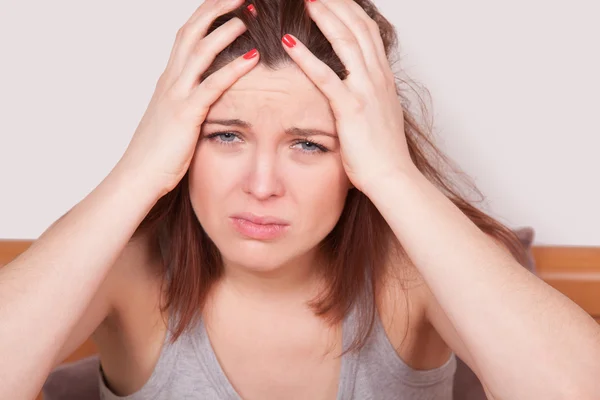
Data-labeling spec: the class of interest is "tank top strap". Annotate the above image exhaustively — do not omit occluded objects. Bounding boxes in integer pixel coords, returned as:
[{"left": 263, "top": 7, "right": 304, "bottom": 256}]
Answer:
[
  {"left": 335, "top": 304, "right": 360, "bottom": 399},
  {"left": 189, "top": 318, "right": 242, "bottom": 399}
]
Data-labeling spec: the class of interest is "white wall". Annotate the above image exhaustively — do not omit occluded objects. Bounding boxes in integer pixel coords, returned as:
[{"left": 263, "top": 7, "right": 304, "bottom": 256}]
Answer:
[{"left": 0, "top": 0, "right": 598, "bottom": 245}]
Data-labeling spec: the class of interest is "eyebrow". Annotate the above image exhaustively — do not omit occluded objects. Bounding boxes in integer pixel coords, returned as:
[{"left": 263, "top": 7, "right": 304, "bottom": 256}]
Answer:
[{"left": 204, "top": 118, "right": 337, "bottom": 138}]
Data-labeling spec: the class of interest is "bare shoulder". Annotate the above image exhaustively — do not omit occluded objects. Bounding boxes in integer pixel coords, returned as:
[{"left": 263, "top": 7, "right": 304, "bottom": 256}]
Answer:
[
  {"left": 95, "top": 230, "right": 167, "bottom": 340},
  {"left": 53, "top": 230, "right": 165, "bottom": 367},
  {"left": 377, "top": 252, "right": 453, "bottom": 370},
  {"left": 103, "top": 231, "right": 165, "bottom": 317}
]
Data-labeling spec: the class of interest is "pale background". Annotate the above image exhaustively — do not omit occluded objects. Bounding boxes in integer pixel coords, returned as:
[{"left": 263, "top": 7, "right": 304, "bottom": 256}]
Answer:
[{"left": 0, "top": 0, "right": 598, "bottom": 245}]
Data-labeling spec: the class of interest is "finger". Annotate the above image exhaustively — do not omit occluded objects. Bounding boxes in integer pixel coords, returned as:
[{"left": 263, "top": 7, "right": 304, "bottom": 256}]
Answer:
[
  {"left": 302, "top": 0, "right": 369, "bottom": 86},
  {"left": 315, "top": 0, "right": 382, "bottom": 77},
  {"left": 343, "top": 0, "right": 395, "bottom": 83},
  {"left": 281, "top": 34, "right": 354, "bottom": 115},
  {"left": 320, "top": 0, "right": 391, "bottom": 83},
  {"left": 188, "top": 48, "right": 260, "bottom": 114},
  {"left": 174, "top": 17, "right": 248, "bottom": 92},
  {"left": 165, "top": 0, "right": 246, "bottom": 82}
]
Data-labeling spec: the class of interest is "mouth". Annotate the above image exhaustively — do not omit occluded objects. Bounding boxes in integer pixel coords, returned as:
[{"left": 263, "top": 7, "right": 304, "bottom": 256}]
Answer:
[{"left": 229, "top": 213, "right": 290, "bottom": 240}]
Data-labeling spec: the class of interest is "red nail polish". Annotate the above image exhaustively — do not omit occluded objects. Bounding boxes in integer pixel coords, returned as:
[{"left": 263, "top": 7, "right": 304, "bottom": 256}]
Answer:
[
  {"left": 306, "top": 0, "right": 317, "bottom": 2},
  {"left": 247, "top": 4, "right": 256, "bottom": 16},
  {"left": 282, "top": 34, "right": 296, "bottom": 48},
  {"left": 243, "top": 48, "right": 258, "bottom": 59}
]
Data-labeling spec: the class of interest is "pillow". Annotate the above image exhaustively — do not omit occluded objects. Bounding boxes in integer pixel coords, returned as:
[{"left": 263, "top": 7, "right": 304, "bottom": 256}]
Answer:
[
  {"left": 513, "top": 226, "right": 536, "bottom": 273},
  {"left": 42, "top": 356, "right": 101, "bottom": 400}
]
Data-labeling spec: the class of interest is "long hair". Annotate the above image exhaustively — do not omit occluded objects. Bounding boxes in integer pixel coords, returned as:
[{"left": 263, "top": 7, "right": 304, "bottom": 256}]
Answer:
[{"left": 135, "top": 0, "right": 528, "bottom": 351}]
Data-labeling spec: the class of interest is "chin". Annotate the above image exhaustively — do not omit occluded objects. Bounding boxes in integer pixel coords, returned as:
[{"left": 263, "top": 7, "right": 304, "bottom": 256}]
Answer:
[{"left": 218, "top": 240, "right": 295, "bottom": 273}]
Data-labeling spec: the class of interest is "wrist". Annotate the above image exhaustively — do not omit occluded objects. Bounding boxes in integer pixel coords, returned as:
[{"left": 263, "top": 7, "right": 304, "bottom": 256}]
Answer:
[
  {"left": 362, "top": 165, "right": 424, "bottom": 200},
  {"left": 105, "top": 161, "right": 166, "bottom": 211}
]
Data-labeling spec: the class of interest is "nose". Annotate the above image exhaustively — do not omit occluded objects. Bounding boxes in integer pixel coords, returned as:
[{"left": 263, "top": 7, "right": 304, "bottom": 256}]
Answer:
[{"left": 242, "top": 149, "right": 285, "bottom": 200}]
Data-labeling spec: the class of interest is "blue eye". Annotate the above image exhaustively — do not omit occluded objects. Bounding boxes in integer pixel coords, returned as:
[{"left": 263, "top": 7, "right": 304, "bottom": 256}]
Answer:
[
  {"left": 300, "top": 142, "right": 318, "bottom": 150},
  {"left": 291, "top": 140, "right": 328, "bottom": 154},
  {"left": 216, "top": 133, "right": 237, "bottom": 142},
  {"left": 206, "top": 132, "right": 242, "bottom": 144}
]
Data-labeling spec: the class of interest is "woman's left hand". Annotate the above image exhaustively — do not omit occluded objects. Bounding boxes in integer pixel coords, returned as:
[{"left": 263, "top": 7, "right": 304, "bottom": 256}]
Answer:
[{"left": 281, "top": 0, "right": 414, "bottom": 193}]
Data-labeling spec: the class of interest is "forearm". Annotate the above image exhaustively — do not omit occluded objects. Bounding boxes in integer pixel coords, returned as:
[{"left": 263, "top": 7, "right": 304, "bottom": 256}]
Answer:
[
  {"left": 0, "top": 165, "right": 160, "bottom": 399},
  {"left": 365, "top": 168, "right": 600, "bottom": 399}
]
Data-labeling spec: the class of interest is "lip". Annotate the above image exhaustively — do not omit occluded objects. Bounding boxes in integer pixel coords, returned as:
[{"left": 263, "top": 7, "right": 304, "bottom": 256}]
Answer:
[
  {"left": 230, "top": 212, "right": 290, "bottom": 226},
  {"left": 229, "top": 213, "right": 290, "bottom": 240}
]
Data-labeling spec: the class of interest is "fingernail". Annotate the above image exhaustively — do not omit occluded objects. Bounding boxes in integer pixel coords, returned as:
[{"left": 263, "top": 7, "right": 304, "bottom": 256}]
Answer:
[
  {"left": 247, "top": 4, "right": 257, "bottom": 16},
  {"left": 243, "top": 48, "right": 258, "bottom": 59},
  {"left": 282, "top": 34, "right": 296, "bottom": 48},
  {"left": 306, "top": 0, "right": 317, "bottom": 3}
]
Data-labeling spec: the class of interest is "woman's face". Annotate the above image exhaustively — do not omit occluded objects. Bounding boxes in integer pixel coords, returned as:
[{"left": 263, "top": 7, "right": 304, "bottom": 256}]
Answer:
[{"left": 189, "top": 64, "right": 351, "bottom": 272}]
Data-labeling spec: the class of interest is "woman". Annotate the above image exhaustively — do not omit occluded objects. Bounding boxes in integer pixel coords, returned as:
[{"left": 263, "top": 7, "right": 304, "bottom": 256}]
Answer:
[{"left": 2, "top": 0, "right": 599, "bottom": 399}]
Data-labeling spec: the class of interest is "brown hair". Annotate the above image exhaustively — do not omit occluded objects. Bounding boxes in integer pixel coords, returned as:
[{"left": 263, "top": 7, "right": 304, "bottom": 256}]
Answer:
[{"left": 136, "top": 0, "right": 528, "bottom": 351}]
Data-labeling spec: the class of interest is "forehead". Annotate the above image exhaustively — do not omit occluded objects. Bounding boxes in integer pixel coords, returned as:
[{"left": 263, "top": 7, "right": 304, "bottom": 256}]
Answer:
[{"left": 206, "top": 64, "right": 335, "bottom": 128}]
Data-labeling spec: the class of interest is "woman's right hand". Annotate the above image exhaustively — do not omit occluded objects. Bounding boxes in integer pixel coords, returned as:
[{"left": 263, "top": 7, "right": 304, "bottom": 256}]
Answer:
[{"left": 117, "top": 0, "right": 259, "bottom": 198}]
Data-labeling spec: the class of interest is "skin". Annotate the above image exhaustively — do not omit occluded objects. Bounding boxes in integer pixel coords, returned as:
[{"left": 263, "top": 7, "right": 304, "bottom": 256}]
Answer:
[
  {"left": 94, "top": 65, "right": 449, "bottom": 400},
  {"left": 184, "top": 64, "right": 444, "bottom": 398},
  {"left": 190, "top": 64, "right": 350, "bottom": 278}
]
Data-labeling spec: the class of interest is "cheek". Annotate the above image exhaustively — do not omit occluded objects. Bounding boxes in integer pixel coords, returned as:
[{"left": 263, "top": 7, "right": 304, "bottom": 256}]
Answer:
[
  {"left": 187, "top": 149, "right": 237, "bottom": 220},
  {"left": 292, "top": 162, "right": 349, "bottom": 228}
]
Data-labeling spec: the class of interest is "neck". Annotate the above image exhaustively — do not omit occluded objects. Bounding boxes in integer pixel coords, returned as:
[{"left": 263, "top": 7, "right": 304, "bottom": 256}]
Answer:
[{"left": 217, "top": 248, "right": 327, "bottom": 307}]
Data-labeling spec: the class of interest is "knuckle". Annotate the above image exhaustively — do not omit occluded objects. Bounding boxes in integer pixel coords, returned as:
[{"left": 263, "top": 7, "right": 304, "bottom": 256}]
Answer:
[
  {"left": 155, "top": 74, "right": 166, "bottom": 92},
  {"left": 349, "top": 97, "right": 367, "bottom": 113},
  {"left": 336, "top": 35, "right": 358, "bottom": 47},
  {"left": 176, "top": 24, "right": 190, "bottom": 41},
  {"left": 370, "top": 70, "right": 386, "bottom": 87},
  {"left": 156, "top": 72, "right": 172, "bottom": 90},
  {"left": 356, "top": 20, "right": 370, "bottom": 35},
  {"left": 366, "top": 18, "right": 379, "bottom": 32},
  {"left": 228, "top": 17, "right": 246, "bottom": 31},
  {"left": 200, "top": 76, "right": 219, "bottom": 92},
  {"left": 312, "top": 66, "right": 332, "bottom": 86},
  {"left": 163, "top": 87, "right": 182, "bottom": 104}
]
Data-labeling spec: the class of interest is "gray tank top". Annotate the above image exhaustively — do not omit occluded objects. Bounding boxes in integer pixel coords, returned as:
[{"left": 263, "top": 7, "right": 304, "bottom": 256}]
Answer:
[{"left": 98, "top": 306, "right": 456, "bottom": 399}]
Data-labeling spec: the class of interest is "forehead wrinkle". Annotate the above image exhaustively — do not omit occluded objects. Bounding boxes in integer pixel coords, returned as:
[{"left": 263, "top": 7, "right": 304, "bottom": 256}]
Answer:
[
  {"left": 206, "top": 65, "right": 334, "bottom": 131},
  {"left": 208, "top": 99, "right": 335, "bottom": 133},
  {"left": 224, "top": 65, "right": 322, "bottom": 96},
  {"left": 226, "top": 87, "right": 293, "bottom": 95},
  {"left": 213, "top": 88, "right": 330, "bottom": 117}
]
